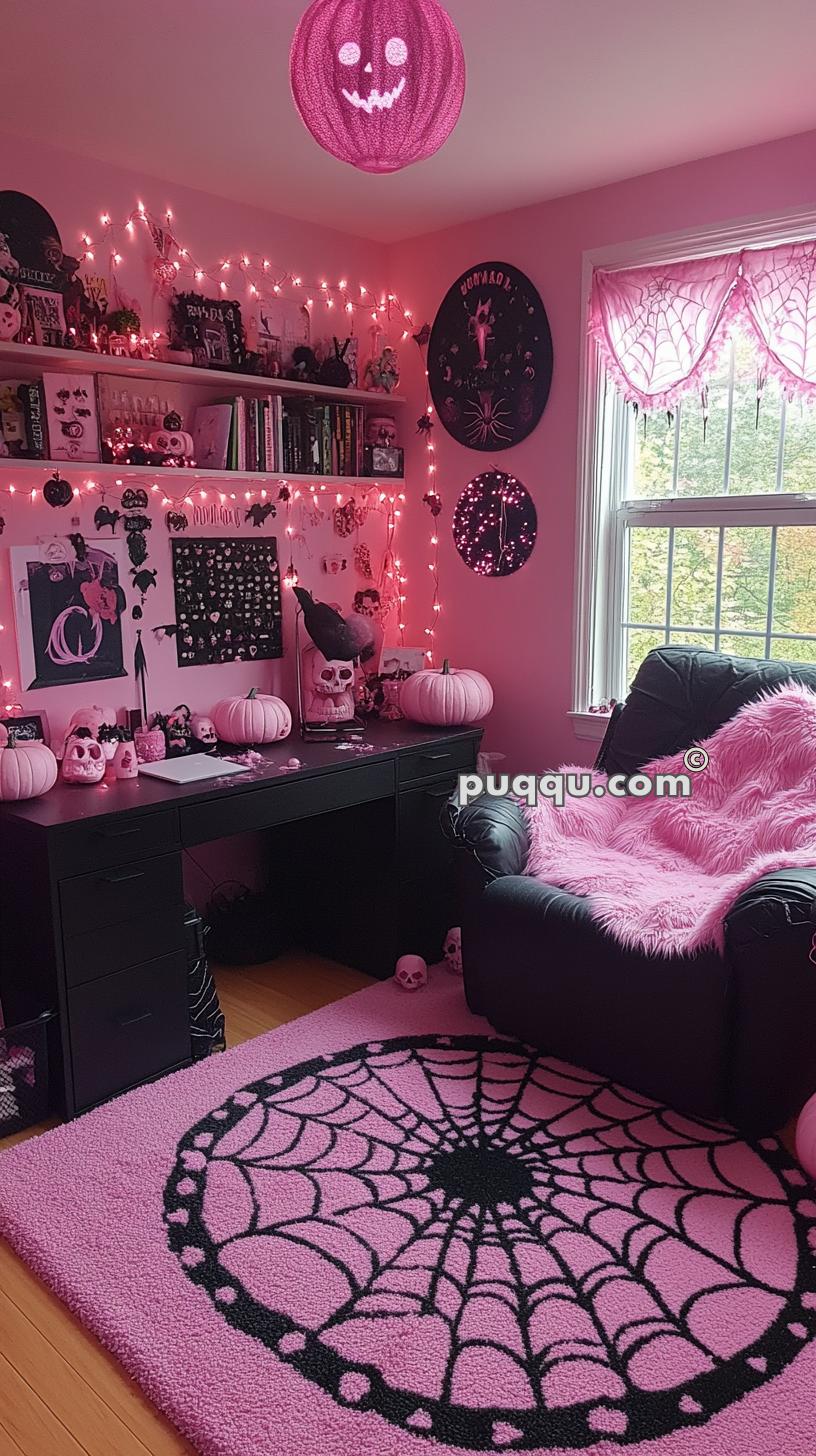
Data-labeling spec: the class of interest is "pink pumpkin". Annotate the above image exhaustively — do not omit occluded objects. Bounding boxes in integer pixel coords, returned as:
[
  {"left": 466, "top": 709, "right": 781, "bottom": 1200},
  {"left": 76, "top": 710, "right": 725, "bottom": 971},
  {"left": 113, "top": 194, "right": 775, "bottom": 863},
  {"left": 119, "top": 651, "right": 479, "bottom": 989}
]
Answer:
[
  {"left": 212, "top": 688, "right": 292, "bottom": 746},
  {"left": 290, "top": 0, "right": 466, "bottom": 174},
  {"left": 0, "top": 735, "right": 58, "bottom": 800},
  {"left": 400, "top": 659, "right": 493, "bottom": 726},
  {"left": 796, "top": 1093, "right": 816, "bottom": 1180}
]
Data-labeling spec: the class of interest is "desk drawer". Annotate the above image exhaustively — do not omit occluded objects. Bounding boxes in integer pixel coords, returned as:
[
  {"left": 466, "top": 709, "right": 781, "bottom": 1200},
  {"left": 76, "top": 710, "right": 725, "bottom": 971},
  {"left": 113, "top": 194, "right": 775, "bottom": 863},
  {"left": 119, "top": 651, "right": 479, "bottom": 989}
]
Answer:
[
  {"left": 68, "top": 951, "right": 190, "bottom": 1112},
  {"left": 398, "top": 774, "right": 459, "bottom": 875},
  {"left": 398, "top": 738, "right": 476, "bottom": 786},
  {"left": 64, "top": 905, "right": 186, "bottom": 987},
  {"left": 60, "top": 852, "right": 183, "bottom": 936},
  {"left": 183, "top": 759, "right": 394, "bottom": 845},
  {"left": 51, "top": 808, "right": 180, "bottom": 876}
]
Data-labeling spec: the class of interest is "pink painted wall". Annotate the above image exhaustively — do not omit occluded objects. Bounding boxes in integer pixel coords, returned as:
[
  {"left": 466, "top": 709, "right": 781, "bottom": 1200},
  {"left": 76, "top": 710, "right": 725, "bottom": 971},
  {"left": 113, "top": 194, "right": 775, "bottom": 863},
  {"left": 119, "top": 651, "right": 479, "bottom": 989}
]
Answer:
[
  {"left": 0, "top": 137, "right": 396, "bottom": 750},
  {"left": 391, "top": 127, "right": 816, "bottom": 772}
]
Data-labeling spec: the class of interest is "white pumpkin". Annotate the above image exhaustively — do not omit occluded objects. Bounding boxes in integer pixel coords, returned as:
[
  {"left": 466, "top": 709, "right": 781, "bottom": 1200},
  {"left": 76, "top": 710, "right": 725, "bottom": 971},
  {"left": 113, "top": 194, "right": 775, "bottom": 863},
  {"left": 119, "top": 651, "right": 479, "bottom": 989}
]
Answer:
[
  {"left": 212, "top": 689, "right": 292, "bottom": 745},
  {"left": 399, "top": 659, "right": 493, "bottom": 726}
]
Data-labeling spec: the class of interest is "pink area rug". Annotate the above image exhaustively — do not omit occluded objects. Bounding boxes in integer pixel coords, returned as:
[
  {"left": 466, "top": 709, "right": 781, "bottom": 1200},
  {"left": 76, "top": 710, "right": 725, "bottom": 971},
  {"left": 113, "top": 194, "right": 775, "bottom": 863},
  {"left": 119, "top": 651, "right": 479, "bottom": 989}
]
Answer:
[{"left": 1, "top": 972, "right": 815, "bottom": 1456}]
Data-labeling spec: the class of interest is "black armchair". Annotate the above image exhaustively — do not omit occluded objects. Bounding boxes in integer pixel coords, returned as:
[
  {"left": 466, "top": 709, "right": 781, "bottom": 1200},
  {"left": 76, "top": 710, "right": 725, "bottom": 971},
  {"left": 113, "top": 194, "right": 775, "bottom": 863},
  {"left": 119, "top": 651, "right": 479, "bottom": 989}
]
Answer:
[{"left": 446, "top": 646, "right": 816, "bottom": 1133}]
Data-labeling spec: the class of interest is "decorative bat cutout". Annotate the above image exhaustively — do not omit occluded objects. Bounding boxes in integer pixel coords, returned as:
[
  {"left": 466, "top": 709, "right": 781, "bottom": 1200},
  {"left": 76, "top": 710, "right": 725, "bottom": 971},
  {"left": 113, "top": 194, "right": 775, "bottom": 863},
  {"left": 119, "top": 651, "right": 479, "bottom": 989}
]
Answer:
[{"left": 245, "top": 502, "right": 276, "bottom": 528}]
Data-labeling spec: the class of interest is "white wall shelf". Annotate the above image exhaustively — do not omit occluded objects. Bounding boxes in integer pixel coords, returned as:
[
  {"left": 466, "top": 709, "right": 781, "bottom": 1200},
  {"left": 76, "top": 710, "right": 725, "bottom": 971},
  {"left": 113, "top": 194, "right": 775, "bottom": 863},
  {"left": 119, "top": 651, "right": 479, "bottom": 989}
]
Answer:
[
  {"left": 0, "top": 341, "right": 406, "bottom": 407},
  {"left": 0, "top": 457, "right": 403, "bottom": 491}
]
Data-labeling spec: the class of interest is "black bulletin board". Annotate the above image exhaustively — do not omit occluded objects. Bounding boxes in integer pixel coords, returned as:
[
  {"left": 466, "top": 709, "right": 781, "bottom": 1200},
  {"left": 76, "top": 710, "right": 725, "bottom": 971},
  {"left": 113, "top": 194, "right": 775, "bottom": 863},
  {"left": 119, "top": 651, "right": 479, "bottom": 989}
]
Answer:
[{"left": 172, "top": 538, "right": 283, "bottom": 667}]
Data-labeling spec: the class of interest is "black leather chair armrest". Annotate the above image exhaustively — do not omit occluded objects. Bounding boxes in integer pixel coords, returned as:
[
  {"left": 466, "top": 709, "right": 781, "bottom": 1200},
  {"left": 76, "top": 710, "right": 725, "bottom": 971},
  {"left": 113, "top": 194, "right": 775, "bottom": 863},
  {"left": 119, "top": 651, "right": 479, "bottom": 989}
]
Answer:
[
  {"left": 443, "top": 794, "right": 530, "bottom": 883},
  {"left": 723, "top": 868, "right": 816, "bottom": 1131}
]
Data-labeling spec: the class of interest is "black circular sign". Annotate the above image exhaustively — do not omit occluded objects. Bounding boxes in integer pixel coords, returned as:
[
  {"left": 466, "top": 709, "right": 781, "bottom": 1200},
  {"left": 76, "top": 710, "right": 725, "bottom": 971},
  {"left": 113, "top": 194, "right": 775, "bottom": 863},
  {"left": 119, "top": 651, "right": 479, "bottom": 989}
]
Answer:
[
  {"left": 453, "top": 470, "right": 537, "bottom": 577},
  {"left": 428, "top": 261, "right": 553, "bottom": 450},
  {"left": 164, "top": 1033, "right": 816, "bottom": 1451},
  {"left": 0, "top": 191, "right": 65, "bottom": 290}
]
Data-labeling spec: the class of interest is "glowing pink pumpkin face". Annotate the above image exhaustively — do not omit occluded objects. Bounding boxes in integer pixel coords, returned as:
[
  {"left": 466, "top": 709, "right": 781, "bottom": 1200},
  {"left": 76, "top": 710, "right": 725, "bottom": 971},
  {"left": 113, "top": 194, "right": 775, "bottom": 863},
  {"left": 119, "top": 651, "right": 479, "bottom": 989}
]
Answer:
[{"left": 290, "top": 0, "right": 466, "bottom": 174}]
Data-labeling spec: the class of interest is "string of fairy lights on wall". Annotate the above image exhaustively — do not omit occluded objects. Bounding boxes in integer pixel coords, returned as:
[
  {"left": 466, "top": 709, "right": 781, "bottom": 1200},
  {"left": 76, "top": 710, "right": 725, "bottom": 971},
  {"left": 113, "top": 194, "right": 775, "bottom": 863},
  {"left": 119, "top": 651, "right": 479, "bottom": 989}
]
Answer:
[
  {"left": 0, "top": 198, "right": 434, "bottom": 706},
  {"left": 0, "top": 199, "right": 445, "bottom": 710},
  {"left": 76, "top": 201, "right": 416, "bottom": 337}
]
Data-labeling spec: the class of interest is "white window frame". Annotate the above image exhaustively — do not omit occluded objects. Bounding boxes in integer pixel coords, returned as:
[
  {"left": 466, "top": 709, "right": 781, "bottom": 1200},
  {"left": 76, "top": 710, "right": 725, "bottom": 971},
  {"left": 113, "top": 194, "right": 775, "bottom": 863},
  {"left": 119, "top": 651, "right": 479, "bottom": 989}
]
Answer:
[{"left": 572, "top": 205, "right": 816, "bottom": 740}]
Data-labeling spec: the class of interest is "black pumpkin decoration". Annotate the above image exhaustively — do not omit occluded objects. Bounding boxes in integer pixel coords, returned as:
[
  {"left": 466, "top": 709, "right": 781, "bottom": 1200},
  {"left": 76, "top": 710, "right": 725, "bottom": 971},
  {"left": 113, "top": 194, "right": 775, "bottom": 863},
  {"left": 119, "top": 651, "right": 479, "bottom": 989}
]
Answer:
[
  {"left": 318, "top": 337, "right": 351, "bottom": 389},
  {"left": 163, "top": 410, "right": 182, "bottom": 431},
  {"left": 165, "top": 510, "right": 189, "bottom": 532},
  {"left": 43, "top": 472, "right": 72, "bottom": 508}
]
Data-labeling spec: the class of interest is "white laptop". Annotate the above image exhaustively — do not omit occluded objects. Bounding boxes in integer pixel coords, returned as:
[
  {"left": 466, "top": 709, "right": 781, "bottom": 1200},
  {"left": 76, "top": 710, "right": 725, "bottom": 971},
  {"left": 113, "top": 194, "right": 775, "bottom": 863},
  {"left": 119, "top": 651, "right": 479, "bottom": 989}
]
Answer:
[{"left": 139, "top": 756, "right": 252, "bottom": 785}]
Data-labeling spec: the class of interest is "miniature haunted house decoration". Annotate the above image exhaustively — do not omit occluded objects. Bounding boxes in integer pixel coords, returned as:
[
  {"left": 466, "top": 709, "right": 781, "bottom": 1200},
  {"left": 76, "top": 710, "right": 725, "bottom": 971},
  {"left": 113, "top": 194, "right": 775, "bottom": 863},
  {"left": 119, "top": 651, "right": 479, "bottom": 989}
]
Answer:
[{"left": 294, "top": 587, "right": 373, "bottom": 739}]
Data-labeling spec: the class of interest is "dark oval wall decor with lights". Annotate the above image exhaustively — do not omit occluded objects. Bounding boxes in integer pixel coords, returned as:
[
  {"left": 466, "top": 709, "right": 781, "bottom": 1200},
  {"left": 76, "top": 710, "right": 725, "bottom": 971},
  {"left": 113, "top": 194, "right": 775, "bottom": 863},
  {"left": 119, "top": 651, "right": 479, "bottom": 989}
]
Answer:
[
  {"left": 428, "top": 261, "right": 553, "bottom": 450},
  {"left": 453, "top": 470, "right": 537, "bottom": 577}
]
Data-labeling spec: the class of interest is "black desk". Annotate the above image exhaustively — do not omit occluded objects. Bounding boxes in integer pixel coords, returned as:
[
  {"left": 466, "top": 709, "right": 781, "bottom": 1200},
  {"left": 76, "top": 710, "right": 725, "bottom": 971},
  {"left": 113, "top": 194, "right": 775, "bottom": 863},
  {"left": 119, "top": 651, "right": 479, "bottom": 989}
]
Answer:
[{"left": 0, "top": 721, "right": 481, "bottom": 1117}]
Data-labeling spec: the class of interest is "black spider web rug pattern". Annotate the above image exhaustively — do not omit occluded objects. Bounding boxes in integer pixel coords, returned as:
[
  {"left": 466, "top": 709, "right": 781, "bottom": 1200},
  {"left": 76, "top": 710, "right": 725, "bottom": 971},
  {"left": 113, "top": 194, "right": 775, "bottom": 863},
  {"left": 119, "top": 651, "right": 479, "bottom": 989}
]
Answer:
[{"left": 164, "top": 1036, "right": 816, "bottom": 1451}]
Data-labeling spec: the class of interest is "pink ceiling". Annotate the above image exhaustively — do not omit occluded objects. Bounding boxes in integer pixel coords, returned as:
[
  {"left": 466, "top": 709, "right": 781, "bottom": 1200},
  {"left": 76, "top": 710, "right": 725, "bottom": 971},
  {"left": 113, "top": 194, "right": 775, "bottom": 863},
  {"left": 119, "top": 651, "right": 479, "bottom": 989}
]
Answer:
[{"left": 3, "top": 0, "right": 816, "bottom": 243}]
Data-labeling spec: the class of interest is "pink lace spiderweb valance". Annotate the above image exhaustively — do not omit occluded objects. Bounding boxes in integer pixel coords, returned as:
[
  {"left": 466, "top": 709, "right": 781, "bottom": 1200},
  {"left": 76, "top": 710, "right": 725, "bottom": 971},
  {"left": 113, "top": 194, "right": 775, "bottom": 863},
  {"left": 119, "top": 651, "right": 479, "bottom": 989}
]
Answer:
[{"left": 590, "top": 239, "right": 816, "bottom": 412}]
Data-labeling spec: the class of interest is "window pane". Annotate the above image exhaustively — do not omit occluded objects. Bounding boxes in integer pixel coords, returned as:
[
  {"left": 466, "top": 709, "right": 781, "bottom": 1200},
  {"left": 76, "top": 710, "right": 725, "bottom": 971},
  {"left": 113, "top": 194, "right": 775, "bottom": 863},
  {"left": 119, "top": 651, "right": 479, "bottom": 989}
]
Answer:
[
  {"left": 770, "top": 637, "right": 816, "bottom": 664},
  {"left": 783, "top": 398, "right": 816, "bottom": 493},
  {"left": 632, "top": 413, "right": 675, "bottom": 499},
  {"left": 675, "top": 360, "right": 729, "bottom": 498},
  {"left": 626, "top": 628, "right": 665, "bottom": 685},
  {"left": 726, "top": 331, "right": 783, "bottom": 496},
  {"left": 670, "top": 527, "right": 718, "bottom": 630},
  {"left": 719, "top": 527, "right": 772, "bottom": 632},
  {"left": 718, "top": 633, "right": 767, "bottom": 658},
  {"left": 626, "top": 526, "right": 669, "bottom": 625},
  {"left": 773, "top": 527, "right": 816, "bottom": 637},
  {"left": 668, "top": 631, "right": 715, "bottom": 648}
]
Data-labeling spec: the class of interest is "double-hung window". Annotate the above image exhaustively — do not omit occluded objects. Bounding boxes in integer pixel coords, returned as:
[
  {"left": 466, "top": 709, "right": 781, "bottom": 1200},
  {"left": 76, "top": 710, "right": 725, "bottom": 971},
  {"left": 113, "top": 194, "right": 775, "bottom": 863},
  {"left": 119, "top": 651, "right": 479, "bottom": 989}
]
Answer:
[{"left": 576, "top": 219, "right": 816, "bottom": 720}]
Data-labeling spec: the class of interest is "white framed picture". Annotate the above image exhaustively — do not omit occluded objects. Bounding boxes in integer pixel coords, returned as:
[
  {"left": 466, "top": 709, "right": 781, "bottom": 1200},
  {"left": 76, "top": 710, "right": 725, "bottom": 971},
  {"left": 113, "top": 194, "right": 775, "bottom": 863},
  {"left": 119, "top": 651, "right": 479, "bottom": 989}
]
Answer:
[
  {"left": 379, "top": 647, "right": 426, "bottom": 678},
  {"left": 12, "top": 537, "right": 129, "bottom": 690}
]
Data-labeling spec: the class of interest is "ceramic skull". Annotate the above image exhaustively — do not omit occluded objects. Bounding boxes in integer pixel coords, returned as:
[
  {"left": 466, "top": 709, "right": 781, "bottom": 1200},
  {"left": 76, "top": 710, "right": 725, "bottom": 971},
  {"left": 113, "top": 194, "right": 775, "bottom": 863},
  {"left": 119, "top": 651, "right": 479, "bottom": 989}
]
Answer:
[
  {"left": 61, "top": 731, "right": 106, "bottom": 784},
  {"left": 302, "top": 644, "right": 356, "bottom": 723},
  {"left": 443, "top": 926, "right": 462, "bottom": 974},
  {"left": 395, "top": 954, "right": 428, "bottom": 991},
  {"left": 191, "top": 713, "right": 218, "bottom": 751}
]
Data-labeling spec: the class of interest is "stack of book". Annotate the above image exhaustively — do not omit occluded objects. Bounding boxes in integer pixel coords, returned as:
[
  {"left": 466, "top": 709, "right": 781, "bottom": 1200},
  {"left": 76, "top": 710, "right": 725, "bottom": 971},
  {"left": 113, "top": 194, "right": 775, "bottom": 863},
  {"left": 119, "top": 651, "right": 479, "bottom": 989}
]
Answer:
[{"left": 192, "top": 397, "right": 366, "bottom": 476}]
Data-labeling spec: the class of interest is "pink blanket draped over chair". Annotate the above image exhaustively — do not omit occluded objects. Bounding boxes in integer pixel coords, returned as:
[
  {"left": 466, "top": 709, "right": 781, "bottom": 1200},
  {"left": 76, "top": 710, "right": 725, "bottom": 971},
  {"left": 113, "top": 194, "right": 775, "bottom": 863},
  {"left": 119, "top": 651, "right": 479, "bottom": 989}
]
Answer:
[{"left": 525, "top": 684, "right": 816, "bottom": 957}]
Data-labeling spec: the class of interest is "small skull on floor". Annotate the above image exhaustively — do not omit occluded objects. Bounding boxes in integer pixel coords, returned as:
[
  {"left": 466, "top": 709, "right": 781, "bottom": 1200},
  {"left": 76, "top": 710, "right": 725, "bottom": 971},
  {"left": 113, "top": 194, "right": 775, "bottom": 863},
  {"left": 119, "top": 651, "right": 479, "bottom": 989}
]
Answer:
[
  {"left": 443, "top": 927, "right": 462, "bottom": 975},
  {"left": 394, "top": 954, "right": 428, "bottom": 992}
]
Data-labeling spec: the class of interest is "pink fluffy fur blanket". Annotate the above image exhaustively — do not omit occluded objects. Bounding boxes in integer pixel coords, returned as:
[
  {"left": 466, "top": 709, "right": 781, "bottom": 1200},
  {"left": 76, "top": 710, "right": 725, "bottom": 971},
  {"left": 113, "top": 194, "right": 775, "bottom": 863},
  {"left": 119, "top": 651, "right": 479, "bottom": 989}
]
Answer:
[{"left": 524, "top": 683, "right": 816, "bottom": 957}]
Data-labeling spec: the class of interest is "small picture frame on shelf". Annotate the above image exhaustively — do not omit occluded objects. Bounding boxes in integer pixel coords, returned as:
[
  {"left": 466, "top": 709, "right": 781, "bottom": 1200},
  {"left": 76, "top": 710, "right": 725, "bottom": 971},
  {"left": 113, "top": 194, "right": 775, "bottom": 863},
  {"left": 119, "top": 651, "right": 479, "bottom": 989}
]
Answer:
[
  {"left": 0, "top": 711, "right": 50, "bottom": 746},
  {"left": 170, "top": 292, "right": 245, "bottom": 371},
  {"left": 21, "top": 286, "right": 66, "bottom": 347},
  {"left": 363, "top": 443, "right": 404, "bottom": 478},
  {"left": 42, "top": 372, "right": 101, "bottom": 462}
]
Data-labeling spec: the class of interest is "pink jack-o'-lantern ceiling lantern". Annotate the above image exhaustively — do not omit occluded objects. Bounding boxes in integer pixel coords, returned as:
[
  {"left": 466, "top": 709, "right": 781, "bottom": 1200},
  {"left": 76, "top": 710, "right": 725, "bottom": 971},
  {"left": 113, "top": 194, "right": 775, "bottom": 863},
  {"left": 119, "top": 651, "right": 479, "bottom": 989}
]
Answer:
[{"left": 290, "top": 0, "right": 466, "bottom": 174}]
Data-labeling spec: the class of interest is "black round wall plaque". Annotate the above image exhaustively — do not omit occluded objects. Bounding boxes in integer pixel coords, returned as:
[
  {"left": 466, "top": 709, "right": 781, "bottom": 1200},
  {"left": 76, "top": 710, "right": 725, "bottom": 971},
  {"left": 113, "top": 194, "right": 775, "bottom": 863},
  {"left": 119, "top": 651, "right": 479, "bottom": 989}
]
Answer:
[
  {"left": 453, "top": 470, "right": 537, "bottom": 577},
  {"left": 428, "top": 261, "right": 553, "bottom": 450},
  {"left": 0, "top": 191, "right": 65, "bottom": 290}
]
